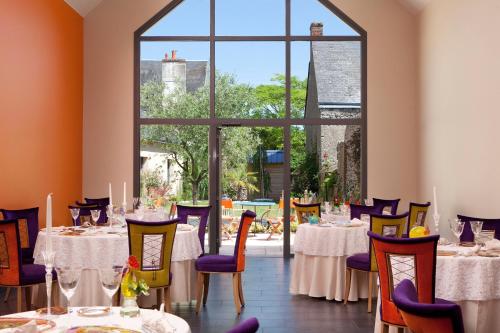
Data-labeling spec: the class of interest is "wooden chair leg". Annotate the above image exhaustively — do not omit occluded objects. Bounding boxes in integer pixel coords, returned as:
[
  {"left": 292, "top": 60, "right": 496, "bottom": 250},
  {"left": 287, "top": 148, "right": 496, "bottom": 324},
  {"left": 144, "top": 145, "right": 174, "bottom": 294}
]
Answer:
[
  {"left": 237, "top": 273, "right": 245, "bottom": 307},
  {"left": 368, "top": 271, "right": 374, "bottom": 313},
  {"left": 202, "top": 273, "right": 210, "bottom": 306},
  {"left": 232, "top": 273, "right": 242, "bottom": 315},
  {"left": 163, "top": 287, "right": 171, "bottom": 313},
  {"left": 344, "top": 268, "right": 352, "bottom": 304},
  {"left": 16, "top": 287, "right": 22, "bottom": 313},
  {"left": 3, "top": 288, "right": 11, "bottom": 302},
  {"left": 156, "top": 288, "right": 163, "bottom": 310},
  {"left": 25, "top": 286, "right": 31, "bottom": 311},
  {"left": 381, "top": 323, "right": 389, "bottom": 333},
  {"left": 195, "top": 272, "right": 204, "bottom": 314}
]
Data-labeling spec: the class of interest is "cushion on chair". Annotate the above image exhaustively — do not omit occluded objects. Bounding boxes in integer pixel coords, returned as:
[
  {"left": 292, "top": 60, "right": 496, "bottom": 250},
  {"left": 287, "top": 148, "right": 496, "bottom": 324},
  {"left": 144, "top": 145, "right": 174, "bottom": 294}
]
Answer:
[
  {"left": 195, "top": 255, "right": 237, "bottom": 273},
  {"left": 20, "top": 264, "right": 55, "bottom": 285},
  {"left": 346, "top": 252, "right": 370, "bottom": 271}
]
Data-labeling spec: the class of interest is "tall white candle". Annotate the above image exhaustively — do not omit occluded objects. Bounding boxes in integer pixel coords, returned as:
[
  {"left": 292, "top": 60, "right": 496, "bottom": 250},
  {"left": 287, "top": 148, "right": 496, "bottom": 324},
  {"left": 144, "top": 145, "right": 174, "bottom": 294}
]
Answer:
[
  {"left": 123, "top": 181, "right": 127, "bottom": 207},
  {"left": 46, "top": 193, "right": 53, "bottom": 253},
  {"left": 109, "top": 182, "right": 113, "bottom": 206},
  {"left": 433, "top": 186, "right": 439, "bottom": 215}
]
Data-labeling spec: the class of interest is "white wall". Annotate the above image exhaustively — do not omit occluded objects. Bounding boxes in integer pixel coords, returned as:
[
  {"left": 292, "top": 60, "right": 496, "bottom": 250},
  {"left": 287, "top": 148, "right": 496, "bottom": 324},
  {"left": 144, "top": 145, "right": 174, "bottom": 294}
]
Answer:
[
  {"left": 418, "top": 0, "right": 500, "bottom": 235},
  {"left": 83, "top": 0, "right": 420, "bottom": 209}
]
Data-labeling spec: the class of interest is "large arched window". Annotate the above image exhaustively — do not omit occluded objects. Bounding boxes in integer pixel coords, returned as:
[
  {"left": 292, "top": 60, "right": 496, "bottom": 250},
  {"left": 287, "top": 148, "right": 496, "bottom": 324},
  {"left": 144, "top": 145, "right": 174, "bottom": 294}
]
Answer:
[{"left": 134, "top": 0, "right": 366, "bottom": 257}]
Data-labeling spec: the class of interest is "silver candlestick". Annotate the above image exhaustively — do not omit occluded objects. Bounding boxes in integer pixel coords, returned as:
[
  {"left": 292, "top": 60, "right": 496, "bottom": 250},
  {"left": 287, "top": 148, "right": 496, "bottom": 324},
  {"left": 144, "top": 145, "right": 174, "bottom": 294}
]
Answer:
[
  {"left": 107, "top": 204, "right": 114, "bottom": 228},
  {"left": 433, "top": 213, "right": 440, "bottom": 235},
  {"left": 42, "top": 250, "right": 55, "bottom": 317}
]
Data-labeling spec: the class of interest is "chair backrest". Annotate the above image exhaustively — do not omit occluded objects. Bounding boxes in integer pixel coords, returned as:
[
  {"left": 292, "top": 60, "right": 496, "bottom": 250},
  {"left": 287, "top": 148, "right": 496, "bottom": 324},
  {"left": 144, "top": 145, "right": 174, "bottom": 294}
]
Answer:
[
  {"left": 369, "top": 213, "right": 408, "bottom": 272},
  {"left": 233, "top": 210, "right": 257, "bottom": 272},
  {"left": 126, "top": 218, "right": 179, "bottom": 288},
  {"left": 408, "top": 202, "right": 431, "bottom": 233},
  {"left": 293, "top": 202, "right": 321, "bottom": 224},
  {"left": 84, "top": 197, "right": 110, "bottom": 206},
  {"left": 221, "top": 199, "right": 234, "bottom": 209},
  {"left": 393, "top": 279, "right": 464, "bottom": 333},
  {"left": 75, "top": 201, "right": 97, "bottom": 207},
  {"left": 226, "top": 318, "right": 260, "bottom": 333},
  {"left": 369, "top": 232, "right": 439, "bottom": 327},
  {"left": 349, "top": 204, "right": 383, "bottom": 220},
  {"left": 457, "top": 214, "right": 500, "bottom": 242},
  {"left": 176, "top": 205, "right": 211, "bottom": 255},
  {"left": 0, "top": 208, "right": 39, "bottom": 261},
  {"left": 0, "top": 219, "right": 22, "bottom": 286},
  {"left": 373, "top": 198, "right": 401, "bottom": 215},
  {"left": 68, "top": 205, "right": 107, "bottom": 226}
]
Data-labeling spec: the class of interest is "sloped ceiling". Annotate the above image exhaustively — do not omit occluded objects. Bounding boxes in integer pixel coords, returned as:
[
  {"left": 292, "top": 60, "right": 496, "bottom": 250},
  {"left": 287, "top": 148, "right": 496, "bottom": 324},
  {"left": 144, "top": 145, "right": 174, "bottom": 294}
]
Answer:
[{"left": 64, "top": 0, "right": 103, "bottom": 17}]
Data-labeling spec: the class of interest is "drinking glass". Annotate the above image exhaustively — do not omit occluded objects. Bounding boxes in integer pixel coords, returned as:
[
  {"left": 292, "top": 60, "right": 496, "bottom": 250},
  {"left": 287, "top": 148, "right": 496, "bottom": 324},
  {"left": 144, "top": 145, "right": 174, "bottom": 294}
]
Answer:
[
  {"left": 55, "top": 266, "right": 82, "bottom": 314},
  {"left": 470, "top": 221, "right": 484, "bottom": 246},
  {"left": 70, "top": 208, "right": 80, "bottom": 226},
  {"left": 324, "top": 202, "right": 331, "bottom": 215},
  {"left": 132, "top": 197, "right": 141, "bottom": 210},
  {"left": 449, "top": 219, "right": 465, "bottom": 246},
  {"left": 98, "top": 265, "right": 124, "bottom": 309},
  {"left": 90, "top": 209, "right": 101, "bottom": 230},
  {"left": 365, "top": 198, "right": 373, "bottom": 206}
]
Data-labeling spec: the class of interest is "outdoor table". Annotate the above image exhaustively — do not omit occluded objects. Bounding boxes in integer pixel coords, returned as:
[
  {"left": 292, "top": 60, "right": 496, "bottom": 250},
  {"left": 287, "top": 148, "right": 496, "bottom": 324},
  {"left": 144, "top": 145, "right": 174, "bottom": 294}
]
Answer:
[
  {"left": 290, "top": 220, "right": 375, "bottom": 301},
  {"left": 233, "top": 200, "right": 277, "bottom": 212},
  {"left": 32, "top": 224, "right": 202, "bottom": 307},
  {"left": 373, "top": 244, "right": 500, "bottom": 333},
  {"left": 2, "top": 307, "right": 191, "bottom": 333}
]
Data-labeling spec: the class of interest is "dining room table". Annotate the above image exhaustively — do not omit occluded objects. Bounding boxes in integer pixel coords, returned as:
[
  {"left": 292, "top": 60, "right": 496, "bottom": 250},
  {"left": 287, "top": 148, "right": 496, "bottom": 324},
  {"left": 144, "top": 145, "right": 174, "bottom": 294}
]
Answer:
[
  {"left": 31, "top": 222, "right": 202, "bottom": 308},
  {"left": 1, "top": 307, "right": 191, "bottom": 333},
  {"left": 373, "top": 242, "right": 500, "bottom": 333},
  {"left": 289, "top": 214, "right": 376, "bottom": 301}
]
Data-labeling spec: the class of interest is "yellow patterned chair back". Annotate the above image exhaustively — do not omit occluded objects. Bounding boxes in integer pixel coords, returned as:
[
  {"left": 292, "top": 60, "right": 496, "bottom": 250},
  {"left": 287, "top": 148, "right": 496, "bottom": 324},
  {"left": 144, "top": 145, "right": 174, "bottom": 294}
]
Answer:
[
  {"left": 369, "top": 213, "right": 408, "bottom": 272},
  {"left": 293, "top": 202, "right": 321, "bottom": 224},
  {"left": 408, "top": 202, "right": 431, "bottom": 233},
  {"left": 126, "top": 218, "right": 178, "bottom": 288}
]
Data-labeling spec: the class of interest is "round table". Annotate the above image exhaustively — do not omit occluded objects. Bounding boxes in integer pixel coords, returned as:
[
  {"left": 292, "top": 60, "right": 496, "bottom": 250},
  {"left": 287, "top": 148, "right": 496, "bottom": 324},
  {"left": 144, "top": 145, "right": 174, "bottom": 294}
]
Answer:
[
  {"left": 374, "top": 244, "right": 500, "bottom": 333},
  {"left": 32, "top": 224, "right": 202, "bottom": 307},
  {"left": 233, "top": 200, "right": 276, "bottom": 212},
  {"left": 290, "top": 221, "right": 374, "bottom": 301},
  {"left": 4, "top": 307, "right": 190, "bottom": 333}
]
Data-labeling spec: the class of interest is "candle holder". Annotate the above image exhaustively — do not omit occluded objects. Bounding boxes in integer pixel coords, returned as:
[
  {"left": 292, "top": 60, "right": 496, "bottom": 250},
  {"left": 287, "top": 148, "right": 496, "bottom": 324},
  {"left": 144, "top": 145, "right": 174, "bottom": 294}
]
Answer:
[
  {"left": 42, "top": 249, "right": 56, "bottom": 317},
  {"left": 107, "top": 204, "right": 114, "bottom": 228},
  {"left": 433, "top": 213, "right": 440, "bottom": 235}
]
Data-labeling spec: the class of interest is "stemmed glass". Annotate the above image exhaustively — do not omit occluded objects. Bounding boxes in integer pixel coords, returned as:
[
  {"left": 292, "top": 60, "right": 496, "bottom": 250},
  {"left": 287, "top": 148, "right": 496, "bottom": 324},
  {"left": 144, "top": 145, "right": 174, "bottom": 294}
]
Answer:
[
  {"left": 90, "top": 209, "right": 101, "bottom": 231},
  {"left": 470, "top": 221, "right": 484, "bottom": 246},
  {"left": 449, "top": 219, "right": 465, "bottom": 246},
  {"left": 324, "top": 202, "right": 331, "bottom": 215},
  {"left": 70, "top": 208, "right": 80, "bottom": 226},
  {"left": 98, "top": 265, "right": 124, "bottom": 310},
  {"left": 55, "top": 266, "right": 82, "bottom": 315},
  {"left": 133, "top": 197, "right": 141, "bottom": 210}
]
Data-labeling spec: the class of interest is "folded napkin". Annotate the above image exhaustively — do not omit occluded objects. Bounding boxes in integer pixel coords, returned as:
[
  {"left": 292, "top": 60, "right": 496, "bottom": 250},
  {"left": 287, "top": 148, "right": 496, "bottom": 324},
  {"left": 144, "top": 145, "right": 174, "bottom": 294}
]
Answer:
[
  {"left": 0, "top": 320, "right": 38, "bottom": 333},
  {"left": 484, "top": 238, "right": 500, "bottom": 251},
  {"left": 142, "top": 305, "right": 175, "bottom": 333}
]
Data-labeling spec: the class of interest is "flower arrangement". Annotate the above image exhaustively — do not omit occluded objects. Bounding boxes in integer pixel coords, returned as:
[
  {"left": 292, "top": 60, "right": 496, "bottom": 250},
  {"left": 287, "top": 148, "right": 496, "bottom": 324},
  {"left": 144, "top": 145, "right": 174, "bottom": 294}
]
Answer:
[{"left": 121, "top": 255, "right": 150, "bottom": 298}]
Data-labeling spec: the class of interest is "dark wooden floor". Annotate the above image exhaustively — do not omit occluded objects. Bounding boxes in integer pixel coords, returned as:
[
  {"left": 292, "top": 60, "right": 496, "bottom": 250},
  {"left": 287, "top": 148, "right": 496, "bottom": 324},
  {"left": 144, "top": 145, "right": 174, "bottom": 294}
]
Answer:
[{"left": 0, "top": 257, "right": 376, "bottom": 333}]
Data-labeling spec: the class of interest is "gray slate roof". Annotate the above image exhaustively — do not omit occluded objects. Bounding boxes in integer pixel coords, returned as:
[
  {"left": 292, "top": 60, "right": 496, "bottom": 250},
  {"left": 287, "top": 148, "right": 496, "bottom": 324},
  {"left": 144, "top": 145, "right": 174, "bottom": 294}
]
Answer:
[
  {"left": 140, "top": 60, "right": 208, "bottom": 92},
  {"left": 311, "top": 41, "right": 361, "bottom": 106}
]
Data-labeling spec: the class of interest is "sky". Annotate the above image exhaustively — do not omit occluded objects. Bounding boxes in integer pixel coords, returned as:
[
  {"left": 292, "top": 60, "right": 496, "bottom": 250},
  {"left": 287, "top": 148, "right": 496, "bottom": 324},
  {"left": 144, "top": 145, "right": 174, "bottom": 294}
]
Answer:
[{"left": 141, "top": 0, "right": 359, "bottom": 86}]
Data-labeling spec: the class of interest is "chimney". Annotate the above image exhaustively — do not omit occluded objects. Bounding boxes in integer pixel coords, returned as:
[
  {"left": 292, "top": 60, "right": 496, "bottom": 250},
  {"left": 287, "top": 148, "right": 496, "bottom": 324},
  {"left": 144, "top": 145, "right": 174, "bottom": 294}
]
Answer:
[
  {"left": 171, "top": 50, "right": 177, "bottom": 60},
  {"left": 164, "top": 52, "right": 169, "bottom": 61},
  {"left": 310, "top": 22, "right": 323, "bottom": 36}
]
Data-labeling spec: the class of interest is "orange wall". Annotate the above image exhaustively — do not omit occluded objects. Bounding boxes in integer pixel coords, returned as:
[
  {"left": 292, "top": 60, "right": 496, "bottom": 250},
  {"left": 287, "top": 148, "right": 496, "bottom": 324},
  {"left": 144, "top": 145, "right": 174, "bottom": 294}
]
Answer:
[{"left": 0, "top": 0, "right": 83, "bottom": 227}]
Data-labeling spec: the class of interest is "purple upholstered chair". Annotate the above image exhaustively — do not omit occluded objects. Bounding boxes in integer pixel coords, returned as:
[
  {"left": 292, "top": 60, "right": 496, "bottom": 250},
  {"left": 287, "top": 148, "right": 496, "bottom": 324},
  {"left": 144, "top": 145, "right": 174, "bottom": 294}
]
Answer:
[
  {"left": 0, "top": 207, "right": 39, "bottom": 264},
  {"left": 0, "top": 219, "right": 56, "bottom": 312},
  {"left": 457, "top": 214, "right": 500, "bottom": 242},
  {"left": 195, "top": 210, "right": 257, "bottom": 314},
  {"left": 350, "top": 204, "right": 383, "bottom": 220},
  {"left": 68, "top": 205, "right": 107, "bottom": 226},
  {"left": 373, "top": 198, "right": 401, "bottom": 215},
  {"left": 84, "top": 197, "right": 110, "bottom": 206},
  {"left": 393, "top": 279, "right": 464, "bottom": 333},
  {"left": 176, "top": 205, "right": 211, "bottom": 256},
  {"left": 226, "top": 318, "right": 260, "bottom": 333}
]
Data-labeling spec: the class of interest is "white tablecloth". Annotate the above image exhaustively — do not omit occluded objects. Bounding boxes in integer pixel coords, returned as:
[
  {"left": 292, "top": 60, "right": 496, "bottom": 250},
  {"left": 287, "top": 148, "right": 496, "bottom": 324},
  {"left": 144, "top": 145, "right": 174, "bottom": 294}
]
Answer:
[
  {"left": 32, "top": 225, "right": 202, "bottom": 307},
  {"left": 290, "top": 222, "right": 374, "bottom": 301},
  {"left": 374, "top": 246, "right": 500, "bottom": 333},
  {"left": 6, "top": 307, "right": 190, "bottom": 333}
]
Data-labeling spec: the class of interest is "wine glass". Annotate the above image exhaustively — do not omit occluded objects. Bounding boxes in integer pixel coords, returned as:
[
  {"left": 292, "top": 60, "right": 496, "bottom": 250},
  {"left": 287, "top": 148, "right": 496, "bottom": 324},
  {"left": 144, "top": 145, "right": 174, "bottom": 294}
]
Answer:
[
  {"left": 70, "top": 208, "right": 80, "bottom": 226},
  {"left": 133, "top": 197, "right": 141, "bottom": 210},
  {"left": 98, "top": 265, "right": 124, "bottom": 310},
  {"left": 470, "top": 221, "right": 483, "bottom": 246},
  {"left": 90, "top": 209, "right": 101, "bottom": 231},
  {"left": 55, "top": 266, "right": 82, "bottom": 314},
  {"left": 449, "top": 219, "right": 465, "bottom": 246},
  {"left": 365, "top": 198, "right": 373, "bottom": 206},
  {"left": 324, "top": 202, "right": 331, "bottom": 215}
]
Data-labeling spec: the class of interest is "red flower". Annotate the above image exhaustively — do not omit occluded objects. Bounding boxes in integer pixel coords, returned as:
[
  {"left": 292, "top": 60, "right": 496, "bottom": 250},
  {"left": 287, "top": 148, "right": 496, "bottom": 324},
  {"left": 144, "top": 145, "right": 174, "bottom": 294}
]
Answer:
[{"left": 128, "top": 255, "right": 140, "bottom": 270}]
